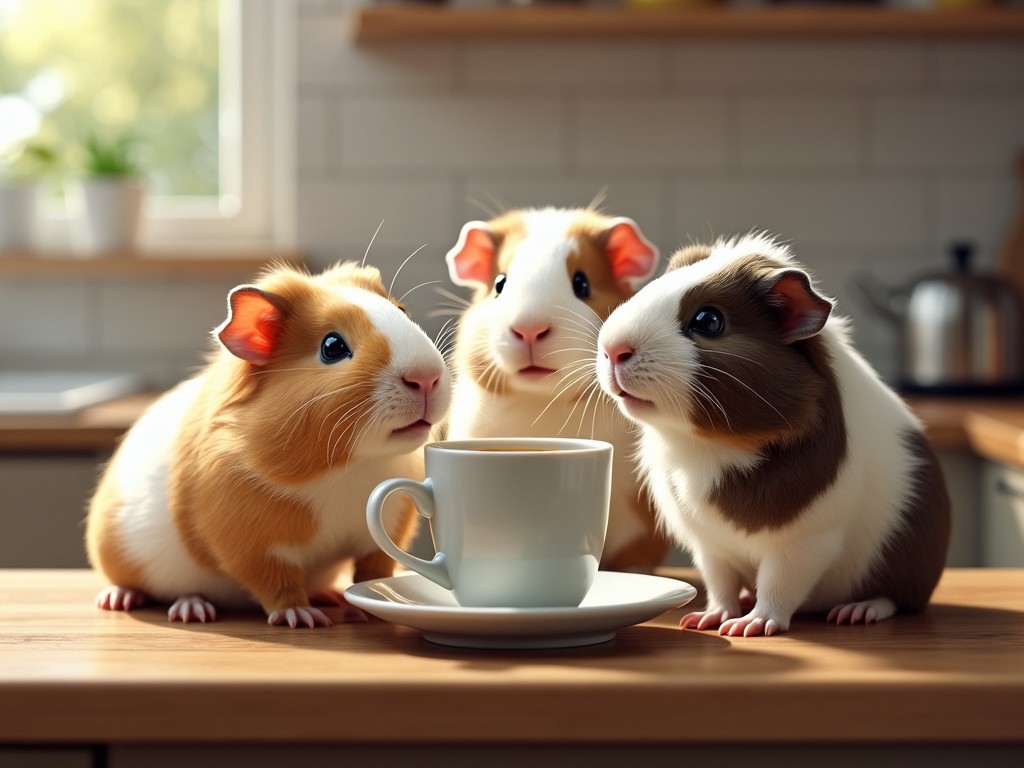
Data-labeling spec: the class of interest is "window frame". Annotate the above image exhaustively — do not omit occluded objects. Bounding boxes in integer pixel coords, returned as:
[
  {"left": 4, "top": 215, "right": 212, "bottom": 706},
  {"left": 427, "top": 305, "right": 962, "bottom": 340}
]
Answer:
[{"left": 30, "top": 0, "right": 294, "bottom": 250}]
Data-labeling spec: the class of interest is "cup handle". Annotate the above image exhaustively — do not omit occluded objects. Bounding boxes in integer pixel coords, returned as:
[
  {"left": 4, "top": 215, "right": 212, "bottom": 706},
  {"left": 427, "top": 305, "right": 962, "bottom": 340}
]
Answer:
[{"left": 366, "top": 477, "right": 452, "bottom": 590}]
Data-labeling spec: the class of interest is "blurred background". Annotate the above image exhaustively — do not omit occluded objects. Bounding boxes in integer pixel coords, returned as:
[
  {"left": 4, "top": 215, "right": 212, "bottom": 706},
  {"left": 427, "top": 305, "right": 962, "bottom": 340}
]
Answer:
[{"left": 1, "top": 0, "right": 1023, "bottom": 570}]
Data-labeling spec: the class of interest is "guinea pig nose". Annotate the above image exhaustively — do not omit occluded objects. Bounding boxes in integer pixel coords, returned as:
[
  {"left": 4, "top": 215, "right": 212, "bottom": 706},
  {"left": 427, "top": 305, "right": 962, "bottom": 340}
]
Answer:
[
  {"left": 402, "top": 371, "right": 441, "bottom": 395},
  {"left": 605, "top": 343, "right": 635, "bottom": 365},
  {"left": 511, "top": 323, "right": 551, "bottom": 345}
]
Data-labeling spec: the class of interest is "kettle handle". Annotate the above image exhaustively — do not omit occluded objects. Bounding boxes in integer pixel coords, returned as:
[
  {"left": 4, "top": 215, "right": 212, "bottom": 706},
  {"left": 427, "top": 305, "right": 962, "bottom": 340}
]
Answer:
[{"left": 848, "top": 271, "right": 904, "bottom": 325}]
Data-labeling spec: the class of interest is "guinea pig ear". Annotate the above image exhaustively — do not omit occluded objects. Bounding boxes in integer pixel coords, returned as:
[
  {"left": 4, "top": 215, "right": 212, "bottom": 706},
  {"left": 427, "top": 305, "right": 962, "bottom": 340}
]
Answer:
[
  {"left": 446, "top": 221, "right": 498, "bottom": 288},
  {"left": 216, "top": 286, "right": 289, "bottom": 366},
  {"left": 767, "top": 270, "right": 833, "bottom": 345},
  {"left": 604, "top": 218, "right": 659, "bottom": 285}
]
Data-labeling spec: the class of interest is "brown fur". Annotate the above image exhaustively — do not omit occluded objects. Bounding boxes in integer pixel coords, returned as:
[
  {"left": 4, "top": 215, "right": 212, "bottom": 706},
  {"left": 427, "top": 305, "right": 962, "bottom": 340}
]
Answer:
[
  {"left": 566, "top": 213, "right": 637, "bottom": 321},
  {"left": 673, "top": 254, "right": 848, "bottom": 533},
  {"left": 855, "top": 430, "right": 951, "bottom": 611}
]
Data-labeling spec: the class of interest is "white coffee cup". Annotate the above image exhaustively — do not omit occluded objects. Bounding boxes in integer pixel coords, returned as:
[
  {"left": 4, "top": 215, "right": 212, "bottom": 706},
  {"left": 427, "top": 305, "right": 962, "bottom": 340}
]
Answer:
[{"left": 366, "top": 437, "right": 612, "bottom": 608}]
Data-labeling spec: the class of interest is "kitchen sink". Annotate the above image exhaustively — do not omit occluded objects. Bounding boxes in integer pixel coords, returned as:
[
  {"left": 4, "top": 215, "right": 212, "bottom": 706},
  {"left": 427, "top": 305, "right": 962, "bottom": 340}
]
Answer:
[{"left": 0, "top": 371, "right": 142, "bottom": 414}]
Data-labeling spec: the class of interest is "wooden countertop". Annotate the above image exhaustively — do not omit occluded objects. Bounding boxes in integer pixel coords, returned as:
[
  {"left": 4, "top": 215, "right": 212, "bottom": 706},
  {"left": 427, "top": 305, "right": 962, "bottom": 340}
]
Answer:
[{"left": 0, "top": 568, "right": 1021, "bottom": 745}]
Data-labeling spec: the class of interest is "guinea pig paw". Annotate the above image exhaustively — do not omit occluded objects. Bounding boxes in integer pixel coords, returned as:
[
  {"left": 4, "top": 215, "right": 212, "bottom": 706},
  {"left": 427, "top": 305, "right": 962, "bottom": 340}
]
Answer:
[
  {"left": 96, "top": 586, "right": 148, "bottom": 612},
  {"left": 826, "top": 598, "right": 897, "bottom": 626},
  {"left": 679, "top": 608, "right": 736, "bottom": 631},
  {"left": 719, "top": 614, "right": 784, "bottom": 638},
  {"left": 168, "top": 595, "right": 218, "bottom": 623},
  {"left": 267, "top": 606, "right": 333, "bottom": 629}
]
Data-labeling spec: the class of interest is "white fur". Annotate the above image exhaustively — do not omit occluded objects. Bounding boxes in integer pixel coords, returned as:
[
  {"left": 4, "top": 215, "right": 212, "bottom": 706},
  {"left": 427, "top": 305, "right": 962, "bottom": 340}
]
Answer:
[
  {"left": 597, "top": 235, "right": 923, "bottom": 632},
  {"left": 105, "top": 289, "right": 449, "bottom": 609},
  {"left": 448, "top": 209, "right": 659, "bottom": 564}
]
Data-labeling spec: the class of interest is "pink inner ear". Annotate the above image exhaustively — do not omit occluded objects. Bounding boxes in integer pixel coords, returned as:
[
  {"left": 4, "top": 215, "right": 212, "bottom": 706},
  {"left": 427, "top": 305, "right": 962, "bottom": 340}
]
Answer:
[
  {"left": 217, "top": 287, "right": 285, "bottom": 365},
  {"left": 769, "top": 271, "right": 832, "bottom": 344},
  {"left": 447, "top": 226, "right": 496, "bottom": 287},
  {"left": 606, "top": 220, "right": 657, "bottom": 283}
]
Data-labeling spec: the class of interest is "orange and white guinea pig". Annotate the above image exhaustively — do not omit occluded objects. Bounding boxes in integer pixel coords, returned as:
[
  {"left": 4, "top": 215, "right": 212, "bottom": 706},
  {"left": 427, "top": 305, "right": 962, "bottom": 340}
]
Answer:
[
  {"left": 86, "top": 262, "right": 451, "bottom": 628},
  {"left": 597, "top": 235, "right": 950, "bottom": 636},
  {"left": 444, "top": 207, "right": 670, "bottom": 572}
]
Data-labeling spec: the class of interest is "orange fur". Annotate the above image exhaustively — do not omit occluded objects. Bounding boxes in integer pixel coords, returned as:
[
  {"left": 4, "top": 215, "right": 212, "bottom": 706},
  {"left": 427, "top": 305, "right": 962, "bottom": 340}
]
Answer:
[{"left": 88, "top": 262, "right": 431, "bottom": 617}]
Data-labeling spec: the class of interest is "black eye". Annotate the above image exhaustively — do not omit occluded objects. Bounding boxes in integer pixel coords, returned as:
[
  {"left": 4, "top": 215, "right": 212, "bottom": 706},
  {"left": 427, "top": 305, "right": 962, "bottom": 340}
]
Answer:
[
  {"left": 686, "top": 307, "right": 725, "bottom": 337},
  {"left": 494, "top": 273, "right": 506, "bottom": 295},
  {"left": 320, "top": 332, "right": 352, "bottom": 364},
  {"left": 572, "top": 270, "right": 590, "bottom": 300}
]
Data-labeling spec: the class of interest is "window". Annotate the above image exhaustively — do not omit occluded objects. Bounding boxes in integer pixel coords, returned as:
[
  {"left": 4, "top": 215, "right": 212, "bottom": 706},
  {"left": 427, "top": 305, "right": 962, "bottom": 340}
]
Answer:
[{"left": 0, "top": 0, "right": 290, "bottom": 247}]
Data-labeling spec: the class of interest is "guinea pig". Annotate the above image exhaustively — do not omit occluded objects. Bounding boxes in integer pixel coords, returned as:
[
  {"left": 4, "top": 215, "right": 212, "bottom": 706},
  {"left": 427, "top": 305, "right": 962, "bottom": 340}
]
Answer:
[
  {"left": 596, "top": 234, "right": 950, "bottom": 636},
  {"left": 444, "top": 206, "right": 671, "bottom": 572},
  {"left": 86, "top": 262, "right": 451, "bottom": 628}
]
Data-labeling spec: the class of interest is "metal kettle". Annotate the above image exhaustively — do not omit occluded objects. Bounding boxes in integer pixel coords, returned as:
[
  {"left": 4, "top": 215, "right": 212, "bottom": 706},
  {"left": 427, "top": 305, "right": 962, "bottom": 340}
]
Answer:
[{"left": 853, "top": 242, "right": 1024, "bottom": 395}]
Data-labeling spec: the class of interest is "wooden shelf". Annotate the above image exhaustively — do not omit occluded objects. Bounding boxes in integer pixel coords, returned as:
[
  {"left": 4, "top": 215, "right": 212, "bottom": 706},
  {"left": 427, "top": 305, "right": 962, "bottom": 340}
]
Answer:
[
  {"left": 353, "top": 6, "right": 1024, "bottom": 44},
  {"left": 0, "top": 246, "right": 304, "bottom": 278}
]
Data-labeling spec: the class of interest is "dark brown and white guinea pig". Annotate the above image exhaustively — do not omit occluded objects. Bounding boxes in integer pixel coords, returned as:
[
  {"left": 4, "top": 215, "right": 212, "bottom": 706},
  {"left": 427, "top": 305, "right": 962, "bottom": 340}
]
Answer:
[
  {"left": 86, "top": 262, "right": 451, "bottom": 628},
  {"left": 596, "top": 234, "right": 950, "bottom": 636},
  {"left": 444, "top": 207, "right": 671, "bottom": 572}
]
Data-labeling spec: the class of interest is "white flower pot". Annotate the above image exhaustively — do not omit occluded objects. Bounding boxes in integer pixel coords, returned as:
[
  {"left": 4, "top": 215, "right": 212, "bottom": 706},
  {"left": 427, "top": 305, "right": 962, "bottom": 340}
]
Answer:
[
  {"left": 0, "top": 181, "right": 38, "bottom": 252},
  {"left": 68, "top": 177, "right": 146, "bottom": 254}
]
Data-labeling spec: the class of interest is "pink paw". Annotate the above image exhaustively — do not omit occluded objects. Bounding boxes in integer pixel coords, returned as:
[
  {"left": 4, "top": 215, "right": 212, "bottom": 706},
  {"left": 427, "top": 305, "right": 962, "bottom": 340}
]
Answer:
[
  {"left": 267, "top": 606, "right": 332, "bottom": 629},
  {"left": 168, "top": 595, "right": 218, "bottom": 623},
  {"left": 719, "top": 614, "right": 784, "bottom": 637},
  {"left": 680, "top": 608, "right": 737, "bottom": 631},
  {"left": 96, "top": 585, "right": 148, "bottom": 612},
  {"left": 827, "top": 597, "right": 896, "bottom": 626}
]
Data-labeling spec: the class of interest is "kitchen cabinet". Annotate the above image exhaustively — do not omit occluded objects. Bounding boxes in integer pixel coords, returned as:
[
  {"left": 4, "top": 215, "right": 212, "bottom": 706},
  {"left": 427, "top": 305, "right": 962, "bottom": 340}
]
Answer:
[
  {"left": 0, "top": 456, "right": 102, "bottom": 568},
  {"left": 981, "top": 460, "right": 1024, "bottom": 566}
]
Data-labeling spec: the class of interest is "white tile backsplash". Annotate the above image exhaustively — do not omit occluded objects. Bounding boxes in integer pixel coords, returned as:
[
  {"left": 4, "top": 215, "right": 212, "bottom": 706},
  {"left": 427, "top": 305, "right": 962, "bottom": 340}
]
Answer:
[
  {"left": 0, "top": 280, "right": 95, "bottom": 355},
  {"left": 297, "top": 177, "right": 457, "bottom": 263},
  {"left": 670, "top": 42, "right": 929, "bottom": 89},
  {"left": 4, "top": 7, "right": 1023, "bottom": 388},
  {"left": 574, "top": 96, "right": 729, "bottom": 169},
  {"left": 670, "top": 177, "right": 929, "bottom": 247},
  {"left": 737, "top": 97, "right": 863, "bottom": 169},
  {"left": 338, "top": 95, "right": 564, "bottom": 170},
  {"left": 462, "top": 42, "right": 666, "bottom": 91},
  {"left": 871, "top": 96, "right": 1024, "bottom": 169}
]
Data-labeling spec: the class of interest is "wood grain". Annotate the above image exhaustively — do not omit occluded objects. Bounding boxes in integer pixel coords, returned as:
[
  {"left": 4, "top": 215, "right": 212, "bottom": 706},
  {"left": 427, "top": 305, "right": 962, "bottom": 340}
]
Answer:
[
  {"left": 0, "top": 248, "right": 302, "bottom": 277},
  {"left": 0, "top": 568, "right": 1021, "bottom": 745},
  {"left": 353, "top": 7, "right": 1024, "bottom": 44}
]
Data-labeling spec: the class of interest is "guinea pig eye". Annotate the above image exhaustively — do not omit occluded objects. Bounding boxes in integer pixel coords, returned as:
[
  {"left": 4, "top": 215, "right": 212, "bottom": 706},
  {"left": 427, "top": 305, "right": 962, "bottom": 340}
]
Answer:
[
  {"left": 320, "top": 332, "right": 353, "bottom": 364},
  {"left": 572, "top": 270, "right": 590, "bottom": 300},
  {"left": 686, "top": 307, "right": 725, "bottom": 338},
  {"left": 494, "top": 273, "right": 507, "bottom": 295}
]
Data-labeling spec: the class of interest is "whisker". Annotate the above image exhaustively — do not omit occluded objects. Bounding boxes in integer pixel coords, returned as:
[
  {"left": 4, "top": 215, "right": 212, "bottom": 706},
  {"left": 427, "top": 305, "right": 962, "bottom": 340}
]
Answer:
[
  {"left": 699, "top": 348, "right": 769, "bottom": 368},
  {"left": 466, "top": 195, "right": 499, "bottom": 219},
  {"left": 389, "top": 243, "right": 428, "bottom": 299},
  {"left": 361, "top": 218, "right": 385, "bottom": 268},
  {"left": 698, "top": 363, "right": 791, "bottom": 429},
  {"left": 398, "top": 279, "right": 443, "bottom": 304},
  {"left": 433, "top": 286, "right": 473, "bottom": 310}
]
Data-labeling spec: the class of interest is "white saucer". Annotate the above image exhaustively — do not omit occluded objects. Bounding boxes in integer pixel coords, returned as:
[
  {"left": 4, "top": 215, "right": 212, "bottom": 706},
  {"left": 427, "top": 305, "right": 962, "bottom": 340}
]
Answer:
[{"left": 345, "top": 571, "right": 697, "bottom": 650}]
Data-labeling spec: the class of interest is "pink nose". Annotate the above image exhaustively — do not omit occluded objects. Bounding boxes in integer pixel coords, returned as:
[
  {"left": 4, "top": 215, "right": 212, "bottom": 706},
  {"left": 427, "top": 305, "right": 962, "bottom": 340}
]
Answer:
[
  {"left": 511, "top": 323, "right": 551, "bottom": 345},
  {"left": 604, "top": 343, "right": 634, "bottom": 365},
  {"left": 402, "top": 371, "right": 441, "bottom": 396}
]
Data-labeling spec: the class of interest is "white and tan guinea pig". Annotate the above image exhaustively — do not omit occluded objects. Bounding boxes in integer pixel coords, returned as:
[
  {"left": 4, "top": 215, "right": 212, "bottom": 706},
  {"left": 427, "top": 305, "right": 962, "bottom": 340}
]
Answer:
[
  {"left": 86, "top": 262, "right": 451, "bottom": 628},
  {"left": 596, "top": 234, "right": 950, "bottom": 636},
  {"left": 444, "top": 206, "right": 671, "bottom": 572}
]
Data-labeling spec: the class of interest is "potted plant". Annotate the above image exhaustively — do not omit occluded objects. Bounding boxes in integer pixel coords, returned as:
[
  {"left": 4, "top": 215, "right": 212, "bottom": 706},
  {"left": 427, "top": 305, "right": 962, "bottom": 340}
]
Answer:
[
  {"left": 0, "top": 142, "right": 57, "bottom": 252},
  {"left": 68, "top": 133, "right": 146, "bottom": 254}
]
